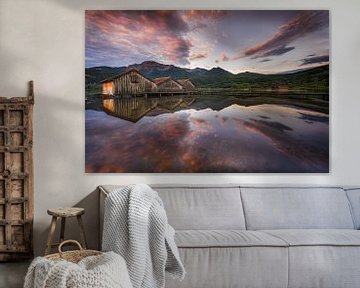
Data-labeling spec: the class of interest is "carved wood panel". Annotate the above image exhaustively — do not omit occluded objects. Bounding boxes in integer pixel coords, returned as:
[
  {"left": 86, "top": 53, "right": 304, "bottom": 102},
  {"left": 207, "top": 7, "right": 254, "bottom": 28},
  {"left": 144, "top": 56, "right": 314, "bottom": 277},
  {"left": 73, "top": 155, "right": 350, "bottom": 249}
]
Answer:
[{"left": 0, "top": 82, "right": 34, "bottom": 261}]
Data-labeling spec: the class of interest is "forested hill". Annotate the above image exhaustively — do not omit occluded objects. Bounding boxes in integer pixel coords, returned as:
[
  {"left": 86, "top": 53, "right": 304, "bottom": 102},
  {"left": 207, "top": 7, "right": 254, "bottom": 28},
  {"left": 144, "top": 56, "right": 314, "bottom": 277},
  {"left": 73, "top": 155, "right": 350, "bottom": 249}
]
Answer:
[{"left": 85, "top": 61, "right": 329, "bottom": 90}]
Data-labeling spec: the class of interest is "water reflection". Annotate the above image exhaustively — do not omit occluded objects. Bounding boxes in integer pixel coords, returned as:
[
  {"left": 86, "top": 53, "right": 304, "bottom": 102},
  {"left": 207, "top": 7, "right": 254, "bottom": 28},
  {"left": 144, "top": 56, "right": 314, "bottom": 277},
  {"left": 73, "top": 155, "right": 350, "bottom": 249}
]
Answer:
[
  {"left": 103, "top": 96, "right": 196, "bottom": 122},
  {"left": 85, "top": 103, "right": 329, "bottom": 173}
]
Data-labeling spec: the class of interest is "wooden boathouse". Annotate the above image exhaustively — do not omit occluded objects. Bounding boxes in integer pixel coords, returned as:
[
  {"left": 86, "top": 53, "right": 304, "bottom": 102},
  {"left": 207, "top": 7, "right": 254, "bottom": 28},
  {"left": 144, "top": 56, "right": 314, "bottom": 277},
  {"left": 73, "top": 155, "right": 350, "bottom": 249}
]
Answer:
[
  {"left": 153, "top": 77, "right": 184, "bottom": 92},
  {"left": 177, "top": 79, "right": 196, "bottom": 92},
  {"left": 101, "top": 69, "right": 157, "bottom": 96},
  {"left": 101, "top": 69, "right": 196, "bottom": 97}
]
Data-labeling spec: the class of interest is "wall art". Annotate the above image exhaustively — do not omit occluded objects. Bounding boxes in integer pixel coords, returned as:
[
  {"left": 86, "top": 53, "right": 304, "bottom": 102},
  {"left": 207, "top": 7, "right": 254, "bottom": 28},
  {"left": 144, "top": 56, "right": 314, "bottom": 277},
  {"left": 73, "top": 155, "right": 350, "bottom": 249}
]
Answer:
[{"left": 85, "top": 10, "right": 329, "bottom": 173}]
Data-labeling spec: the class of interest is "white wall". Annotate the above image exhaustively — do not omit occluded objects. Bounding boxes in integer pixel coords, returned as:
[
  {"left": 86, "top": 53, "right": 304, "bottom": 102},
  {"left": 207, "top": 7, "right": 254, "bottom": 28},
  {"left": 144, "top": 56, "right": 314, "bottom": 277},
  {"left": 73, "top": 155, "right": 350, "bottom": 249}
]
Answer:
[{"left": 0, "top": 0, "right": 359, "bottom": 256}]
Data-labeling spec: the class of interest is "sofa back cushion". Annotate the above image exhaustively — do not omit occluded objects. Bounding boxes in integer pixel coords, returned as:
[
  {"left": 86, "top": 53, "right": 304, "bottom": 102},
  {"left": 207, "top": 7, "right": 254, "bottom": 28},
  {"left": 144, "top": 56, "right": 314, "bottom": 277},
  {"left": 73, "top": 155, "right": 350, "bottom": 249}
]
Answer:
[
  {"left": 154, "top": 186, "right": 246, "bottom": 230},
  {"left": 240, "top": 187, "right": 355, "bottom": 230},
  {"left": 345, "top": 188, "right": 360, "bottom": 229}
]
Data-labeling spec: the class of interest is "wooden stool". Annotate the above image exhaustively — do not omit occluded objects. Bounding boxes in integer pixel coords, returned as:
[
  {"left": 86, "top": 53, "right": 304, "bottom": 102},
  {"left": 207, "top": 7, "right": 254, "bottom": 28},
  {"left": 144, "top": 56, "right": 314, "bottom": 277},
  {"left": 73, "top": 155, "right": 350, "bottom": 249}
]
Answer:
[{"left": 45, "top": 207, "right": 87, "bottom": 255}]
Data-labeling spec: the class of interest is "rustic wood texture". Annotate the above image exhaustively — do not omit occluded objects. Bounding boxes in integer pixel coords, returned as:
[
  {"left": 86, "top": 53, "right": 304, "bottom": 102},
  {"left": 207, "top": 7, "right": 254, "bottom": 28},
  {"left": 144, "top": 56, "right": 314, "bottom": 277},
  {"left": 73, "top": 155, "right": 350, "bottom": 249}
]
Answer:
[
  {"left": 76, "top": 215, "right": 87, "bottom": 249},
  {"left": 177, "top": 79, "right": 196, "bottom": 91},
  {"left": 45, "top": 207, "right": 87, "bottom": 255},
  {"left": 114, "top": 69, "right": 157, "bottom": 96},
  {"left": 154, "top": 77, "right": 183, "bottom": 92},
  {"left": 0, "top": 81, "right": 34, "bottom": 261},
  {"left": 102, "top": 69, "right": 157, "bottom": 96},
  {"left": 45, "top": 216, "right": 57, "bottom": 256},
  {"left": 47, "top": 207, "right": 84, "bottom": 218},
  {"left": 101, "top": 69, "right": 197, "bottom": 98}
]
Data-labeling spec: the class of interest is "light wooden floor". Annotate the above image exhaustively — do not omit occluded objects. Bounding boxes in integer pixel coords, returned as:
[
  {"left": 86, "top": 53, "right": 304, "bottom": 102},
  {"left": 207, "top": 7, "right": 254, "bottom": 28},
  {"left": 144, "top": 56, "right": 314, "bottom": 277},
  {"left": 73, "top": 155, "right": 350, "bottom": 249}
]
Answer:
[{"left": 0, "top": 261, "right": 30, "bottom": 288}]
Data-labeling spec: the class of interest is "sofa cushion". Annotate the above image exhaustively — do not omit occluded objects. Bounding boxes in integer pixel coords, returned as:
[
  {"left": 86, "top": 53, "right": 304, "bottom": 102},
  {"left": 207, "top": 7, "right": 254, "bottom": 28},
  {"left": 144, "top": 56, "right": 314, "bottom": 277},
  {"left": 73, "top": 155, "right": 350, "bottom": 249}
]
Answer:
[
  {"left": 262, "top": 229, "right": 360, "bottom": 246},
  {"left": 261, "top": 230, "right": 360, "bottom": 288},
  {"left": 241, "top": 187, "right": 355, "bottom": 230},
  {"left": 165, "top": 247, "right": 288, "bottom": 288},
  {"left": 287, "top": 246, "right": 360, "bottom": 288},
  {"left": 175, "top": 230, "right": 287, "bottom": 248},
  {"left": 154, "top": 186, "right": 246, "bottom": 230},
  {"left": 100, "top": 185, "right": 246, "bottom": 230}
]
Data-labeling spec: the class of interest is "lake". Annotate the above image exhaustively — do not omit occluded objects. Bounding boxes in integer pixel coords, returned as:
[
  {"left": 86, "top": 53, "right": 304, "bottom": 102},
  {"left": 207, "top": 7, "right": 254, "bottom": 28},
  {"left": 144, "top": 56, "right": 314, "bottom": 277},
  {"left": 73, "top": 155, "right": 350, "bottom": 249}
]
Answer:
[{"left": 85, "top": 94, "right": 329, "bottom": 173}]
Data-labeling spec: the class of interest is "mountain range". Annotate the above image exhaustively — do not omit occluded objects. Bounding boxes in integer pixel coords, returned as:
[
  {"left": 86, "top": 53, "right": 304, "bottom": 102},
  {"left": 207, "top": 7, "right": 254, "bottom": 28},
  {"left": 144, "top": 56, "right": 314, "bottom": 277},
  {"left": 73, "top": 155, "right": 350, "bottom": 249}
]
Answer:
[{"left": 85, "top": 61, "right": 329, "bottom": 90}]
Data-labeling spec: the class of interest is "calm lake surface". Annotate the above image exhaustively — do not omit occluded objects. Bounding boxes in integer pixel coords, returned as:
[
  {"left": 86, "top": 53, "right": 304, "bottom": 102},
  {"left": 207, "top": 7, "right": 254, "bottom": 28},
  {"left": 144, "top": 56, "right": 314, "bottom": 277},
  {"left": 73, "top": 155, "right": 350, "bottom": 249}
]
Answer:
[{"left": 85, "top": 94, "right": 329, "bottom": 173}]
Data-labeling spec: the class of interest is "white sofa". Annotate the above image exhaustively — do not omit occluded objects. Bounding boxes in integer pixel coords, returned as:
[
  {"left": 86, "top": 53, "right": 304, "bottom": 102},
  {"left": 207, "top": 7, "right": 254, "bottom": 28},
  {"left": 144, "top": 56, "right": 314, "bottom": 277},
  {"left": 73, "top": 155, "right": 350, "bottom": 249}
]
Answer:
[{"left": 99, "top": 185, "right": 360, "bottom": 288}]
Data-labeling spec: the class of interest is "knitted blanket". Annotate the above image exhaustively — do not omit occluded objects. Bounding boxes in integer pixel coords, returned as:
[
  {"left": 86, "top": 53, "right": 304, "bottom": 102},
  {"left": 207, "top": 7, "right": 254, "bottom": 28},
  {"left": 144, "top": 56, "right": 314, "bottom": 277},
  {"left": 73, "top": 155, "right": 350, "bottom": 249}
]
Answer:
[
  {"left": 24, "top": 251, "right": 133, "bottom": 288},
  {"left": 102, "top": 184, "right": 185, "bottom": 288}
]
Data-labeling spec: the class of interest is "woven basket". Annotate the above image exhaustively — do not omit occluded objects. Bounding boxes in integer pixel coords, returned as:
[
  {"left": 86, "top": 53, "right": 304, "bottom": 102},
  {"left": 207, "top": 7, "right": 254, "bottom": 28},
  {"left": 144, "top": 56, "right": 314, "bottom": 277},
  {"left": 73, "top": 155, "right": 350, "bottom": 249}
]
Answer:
[{"left": 45, "top": 240, "right": 102, "bottom": 263}]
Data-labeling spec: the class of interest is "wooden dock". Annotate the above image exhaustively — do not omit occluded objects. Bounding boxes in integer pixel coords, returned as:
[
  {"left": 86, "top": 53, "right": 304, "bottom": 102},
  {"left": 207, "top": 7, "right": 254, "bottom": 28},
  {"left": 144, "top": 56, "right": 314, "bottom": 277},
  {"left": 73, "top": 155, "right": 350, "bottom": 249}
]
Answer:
[{"left": 132, "top": 91, "right": 195, "bottom": 98}]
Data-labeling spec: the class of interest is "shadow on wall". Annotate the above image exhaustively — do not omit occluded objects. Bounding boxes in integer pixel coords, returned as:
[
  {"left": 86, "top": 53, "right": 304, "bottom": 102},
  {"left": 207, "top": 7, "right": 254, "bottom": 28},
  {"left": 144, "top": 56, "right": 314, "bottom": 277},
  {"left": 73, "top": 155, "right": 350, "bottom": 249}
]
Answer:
[
  {"left": 71, "top": 187, "right": 100, "bottom": 249},
  {"left": 38, "top": 188, "right": 99, "bottom": 256},
  {"left": 47, "top": 0, "right": 166, "bottom": 10},
  {"left": 32, "top": 86, "right": 86, "bottom": 256}
]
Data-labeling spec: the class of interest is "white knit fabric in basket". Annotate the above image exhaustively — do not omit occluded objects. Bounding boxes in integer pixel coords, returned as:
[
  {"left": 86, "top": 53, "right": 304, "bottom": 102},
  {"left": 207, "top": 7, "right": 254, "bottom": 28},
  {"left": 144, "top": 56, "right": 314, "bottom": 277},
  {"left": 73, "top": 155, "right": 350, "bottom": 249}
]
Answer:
[{"left": 24, "top": 251, "right": 133, "bottom": 288}]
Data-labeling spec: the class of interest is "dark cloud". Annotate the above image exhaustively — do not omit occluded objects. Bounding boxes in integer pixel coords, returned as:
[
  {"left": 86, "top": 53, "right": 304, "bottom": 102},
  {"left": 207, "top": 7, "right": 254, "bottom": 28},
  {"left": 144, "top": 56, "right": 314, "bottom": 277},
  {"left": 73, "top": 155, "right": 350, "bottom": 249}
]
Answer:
[
  {"left": 243, "top": 117, "right": 328, "bottom": 172},
  {"left": 307, "top": 53, "right": 316, "bottom": 57},
  {"left": 241, "top": 11, "right": 329, "bottom": 59},
  {"left": 300, "top": 55, "right": 329, "bottom": 66},
  {"left": 260, "top": 46, "right": 295, "bottom": 57},
  {"left": 299, "top": 112, "right": 329, "bottom": 122},
  {"left": 259, "top": 58, "right": 272, "bottom": 63},
  {"left": 249, "top": 119, "right": 293, "bottom": 132}
]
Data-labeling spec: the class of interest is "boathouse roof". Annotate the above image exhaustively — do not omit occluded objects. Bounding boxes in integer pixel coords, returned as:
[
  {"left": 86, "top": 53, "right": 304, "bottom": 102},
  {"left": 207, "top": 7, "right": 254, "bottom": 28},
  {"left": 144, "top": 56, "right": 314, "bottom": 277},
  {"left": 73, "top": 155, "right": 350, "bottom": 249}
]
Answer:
[
  {"left": 100, "top": 69, "right": 156, "bottom": 84},
  {"left": 177, "top": 79, "right": 195, "bottom": 85},
  {"left": 153, "top": 77, "right": 184, "bottom": 87}
]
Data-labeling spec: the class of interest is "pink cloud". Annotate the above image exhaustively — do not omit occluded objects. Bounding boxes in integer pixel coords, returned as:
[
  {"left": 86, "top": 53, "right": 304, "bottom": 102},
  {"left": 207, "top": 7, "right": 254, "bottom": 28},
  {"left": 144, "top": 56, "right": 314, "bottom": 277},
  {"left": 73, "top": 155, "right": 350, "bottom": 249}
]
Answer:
[
  {"left": 221, "top": 52, "right": 229, "bottom": 62},
  {"left": 183, "top": 10, "right": 227, "bottom": 21},
  {"left": 238, "top": 11, "right": 328, "bottom": 59},
  {"left": 189, "top": 53, "right": 208, "bottom": 60},
  {"left": 86, "top": 11, "right": 192, "bottom": 66}
]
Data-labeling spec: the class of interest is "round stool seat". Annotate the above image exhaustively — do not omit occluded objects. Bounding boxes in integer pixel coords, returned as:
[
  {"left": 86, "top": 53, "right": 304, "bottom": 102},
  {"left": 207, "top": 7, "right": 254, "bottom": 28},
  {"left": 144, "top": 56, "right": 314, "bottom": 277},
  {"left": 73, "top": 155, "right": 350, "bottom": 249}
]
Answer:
[
  {"left": 47, "top": 207, "right": 85, "bottom": 218},
  {"left": 45, "top": 207, "right": 87, "bottom": 255}
]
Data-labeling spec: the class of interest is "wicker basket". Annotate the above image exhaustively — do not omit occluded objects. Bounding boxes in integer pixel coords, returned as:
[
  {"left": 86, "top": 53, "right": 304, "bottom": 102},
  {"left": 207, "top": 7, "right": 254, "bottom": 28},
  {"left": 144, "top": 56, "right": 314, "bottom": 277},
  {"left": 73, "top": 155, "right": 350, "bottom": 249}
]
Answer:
[{"left": 45, "top": 240, "right": 102, "bottom": 263}]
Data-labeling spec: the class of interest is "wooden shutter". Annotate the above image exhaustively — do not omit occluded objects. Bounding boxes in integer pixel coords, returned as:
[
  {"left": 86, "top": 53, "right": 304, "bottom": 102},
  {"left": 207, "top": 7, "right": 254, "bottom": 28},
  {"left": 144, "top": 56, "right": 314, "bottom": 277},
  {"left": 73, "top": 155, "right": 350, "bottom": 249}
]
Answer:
[{"left": 0, "top": 81, "right": 34, "bottom": 261}]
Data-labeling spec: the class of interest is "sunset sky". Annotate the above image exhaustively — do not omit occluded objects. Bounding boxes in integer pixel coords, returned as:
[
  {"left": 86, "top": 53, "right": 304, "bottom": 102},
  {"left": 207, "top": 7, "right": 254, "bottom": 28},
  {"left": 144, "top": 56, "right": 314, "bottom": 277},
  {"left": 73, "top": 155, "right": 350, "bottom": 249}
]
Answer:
[{"left": 85, "top": 10, "right": 329, "bottom": 74}]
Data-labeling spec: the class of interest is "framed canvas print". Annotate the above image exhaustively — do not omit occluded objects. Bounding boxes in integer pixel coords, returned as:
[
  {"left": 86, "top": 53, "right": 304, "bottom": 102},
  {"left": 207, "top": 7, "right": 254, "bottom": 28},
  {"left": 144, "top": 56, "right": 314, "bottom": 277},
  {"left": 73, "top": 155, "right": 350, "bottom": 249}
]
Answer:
[{"left": 85, "top": 10, "right": 329, "bottom": 173}]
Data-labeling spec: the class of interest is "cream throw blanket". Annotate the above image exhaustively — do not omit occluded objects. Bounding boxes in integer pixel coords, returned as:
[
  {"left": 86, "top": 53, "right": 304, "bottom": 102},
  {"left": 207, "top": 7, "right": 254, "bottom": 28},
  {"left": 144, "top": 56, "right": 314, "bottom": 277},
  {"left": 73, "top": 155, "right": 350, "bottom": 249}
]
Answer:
[
  {"left": 24, "top": 252, "right": 132, "bottom": 288},
  {"left": 102, "top": 184, "right": 185, "bottom": 288}
]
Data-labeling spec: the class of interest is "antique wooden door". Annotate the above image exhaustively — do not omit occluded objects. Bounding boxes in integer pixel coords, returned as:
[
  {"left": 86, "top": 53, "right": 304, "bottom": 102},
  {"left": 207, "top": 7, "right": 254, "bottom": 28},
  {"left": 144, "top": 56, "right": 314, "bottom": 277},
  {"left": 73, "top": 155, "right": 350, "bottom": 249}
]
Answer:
[{"left": 0, "top": 82, "right": 34, "bottom": 261}]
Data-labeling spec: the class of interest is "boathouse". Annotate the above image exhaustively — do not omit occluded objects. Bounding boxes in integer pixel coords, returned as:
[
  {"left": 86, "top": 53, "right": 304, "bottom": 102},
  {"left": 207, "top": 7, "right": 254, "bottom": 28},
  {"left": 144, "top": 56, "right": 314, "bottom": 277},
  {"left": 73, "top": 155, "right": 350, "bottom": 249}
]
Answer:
[
  {"left": 101, "top": 70, "right": 197, "bottom": 97},
  {"left": 177, "top": 79, "right": 196, "bottom": 91},
  {"left": 153, "top": 77, "right": 184, "bottom": 92},
  {"left": 101, "top": 69, "right": 157, "bottom": 96},
  {"left": 275, "top": 84, "right": 289, "bottom": 92}
]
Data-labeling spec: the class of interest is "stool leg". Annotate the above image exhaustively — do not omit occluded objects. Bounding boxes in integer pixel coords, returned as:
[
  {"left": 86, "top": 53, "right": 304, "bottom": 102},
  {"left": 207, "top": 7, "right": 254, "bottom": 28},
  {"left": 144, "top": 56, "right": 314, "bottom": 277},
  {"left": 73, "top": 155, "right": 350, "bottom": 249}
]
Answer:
[
  {"left": 60, "top": 217, "right": 66, "bottom": 243},
  {"left": 45, "top": 216, "right": 57, "bottom": 255},
  {"left": 77, "top": 215, "right": 87, "bottom": 249}
]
